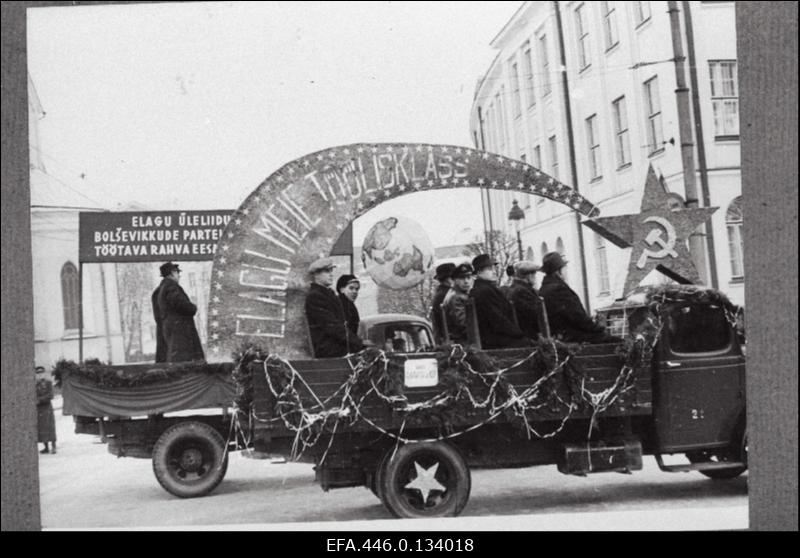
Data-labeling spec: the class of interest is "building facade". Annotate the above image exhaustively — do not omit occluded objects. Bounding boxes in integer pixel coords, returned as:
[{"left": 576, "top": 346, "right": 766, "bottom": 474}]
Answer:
[{"left": 470, "top": 1, "right": 743, "bottom": 310}]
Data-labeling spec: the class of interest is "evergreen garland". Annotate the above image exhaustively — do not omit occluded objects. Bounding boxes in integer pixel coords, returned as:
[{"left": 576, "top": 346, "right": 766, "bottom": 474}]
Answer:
[{"left": 53, "top": 357, "right": 232, "bottom": 389}]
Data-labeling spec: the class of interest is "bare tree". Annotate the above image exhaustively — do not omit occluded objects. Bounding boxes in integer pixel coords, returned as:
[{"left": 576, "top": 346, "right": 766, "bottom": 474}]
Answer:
[
  {"left": 116, "top": 263, "right": 156, "bottom": 362},
  {"left": 463, "top": 229, "right": 520, "bottom": 284}
]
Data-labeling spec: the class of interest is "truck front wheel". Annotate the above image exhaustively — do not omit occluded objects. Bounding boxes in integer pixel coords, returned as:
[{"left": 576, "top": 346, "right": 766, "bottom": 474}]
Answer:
[
  {"left": 377, "top": 441, "right": 470, "bottom": 518},
  {"left": 152, "top": 421, "right": 229, "bottom": 498},
  {"left": 687, "top": 430, "right": 748, "bottom": 480}
]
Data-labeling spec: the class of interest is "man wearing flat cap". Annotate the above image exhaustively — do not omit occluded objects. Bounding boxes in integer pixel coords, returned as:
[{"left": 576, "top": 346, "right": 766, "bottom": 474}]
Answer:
[
  {"left": 469, "top": 254, "right": 532, "bottom": 349},
  {"left": 304, "top": 257, "right": 365, "bottom": 357},
  {"left": 153, "top": 262, "right": 205, "bottom": 362},
  {"left": 442, "top": 263, "right": 474, "bottom": 345},
  {"left": 539, "top": 252, "right": 616, "bottom": 343},
  {"left": 428, "top": 262, "right": 456, "bottom": 344},
  {"left": 508, "top": 260, "right": 546, "bottom": 341}
]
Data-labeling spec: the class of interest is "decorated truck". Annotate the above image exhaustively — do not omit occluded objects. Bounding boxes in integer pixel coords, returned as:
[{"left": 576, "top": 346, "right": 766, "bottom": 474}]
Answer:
[{"left": 62, "top": 284, "right": 747, "bottom": 518}]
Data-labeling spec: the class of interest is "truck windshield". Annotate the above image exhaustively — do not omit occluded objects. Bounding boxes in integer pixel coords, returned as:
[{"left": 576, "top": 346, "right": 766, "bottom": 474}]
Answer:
[
  {"left": 667, "top": 304, "right": 731, "bottom": 354},
  {"left": 383, "top": 324, "right": 434, "bottom": 353}
]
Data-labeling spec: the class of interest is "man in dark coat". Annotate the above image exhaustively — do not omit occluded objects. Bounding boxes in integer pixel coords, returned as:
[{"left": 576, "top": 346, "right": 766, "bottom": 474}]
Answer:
[
  {"left": 428, "top": 263, "right": 456, "bottom": 345},
  {"left": 507, "top": 260, "right": 545, "bottom": 341},
  {"left": 539, "top": 252, "right": 617, "bottom": 343},
  {"left": 469, "top": 254, "right": 532, "bottom": 349},
  {"left": 305, "top": 258, "right": 365, "bottom": 357},
  {"left": 155, "top": 262, "right": 205, "bottom": 362}
]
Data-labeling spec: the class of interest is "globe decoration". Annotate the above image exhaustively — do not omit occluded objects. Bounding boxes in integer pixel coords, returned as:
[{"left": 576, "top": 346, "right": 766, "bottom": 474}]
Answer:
[{"left": 361, "top": 216, "right": 434, "bottom": 290}]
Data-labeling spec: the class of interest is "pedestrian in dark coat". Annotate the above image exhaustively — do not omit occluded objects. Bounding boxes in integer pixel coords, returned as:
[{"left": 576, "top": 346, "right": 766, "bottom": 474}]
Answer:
[
  {"left": 156, "top": 262, "right": 205, "bottom": 362},
  {"left": 336, "top": 274, "right": 362, "bottom": 338},
  {"left": 305, "top": 258, "right": 365, "bottom": 357},
  {"left": 429, "top": 263, "right": 456, "bottom": 344},
  {"left": 539, "top": 252, "right": 617, "bottom": 343},
  {"left": 151, "top": 283, "right": 167, "bottom": 363},
  {"left": 35, "top": 366, "right": 57, "bottom": 454},
  {"left": 507, "top": 260, "right": 545, "bottom": 341},
  {"left": 469, "top": 254, "right": 532, "bottom": 349}
]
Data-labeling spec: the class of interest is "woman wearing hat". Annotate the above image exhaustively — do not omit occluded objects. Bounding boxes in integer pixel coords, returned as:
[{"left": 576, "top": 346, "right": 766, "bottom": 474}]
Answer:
[{"left": 336, "top": 274, "right": 362, "bottom": 338}]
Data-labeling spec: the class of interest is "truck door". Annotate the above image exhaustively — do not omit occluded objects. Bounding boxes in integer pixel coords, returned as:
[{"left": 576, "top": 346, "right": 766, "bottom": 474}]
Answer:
[{"left": 653, "top": 302, "right": 745, "bottom": 453}]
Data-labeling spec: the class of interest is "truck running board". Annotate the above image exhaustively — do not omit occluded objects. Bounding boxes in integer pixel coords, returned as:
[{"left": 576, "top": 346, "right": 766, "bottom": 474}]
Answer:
[{"left": 654, "top": 453, "right": 746, "bottom": 473}]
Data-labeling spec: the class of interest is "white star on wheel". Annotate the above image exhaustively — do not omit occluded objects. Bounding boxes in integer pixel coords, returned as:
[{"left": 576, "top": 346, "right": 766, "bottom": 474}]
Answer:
[
  {"left": 219, "top": 257, "right": 227, "bottom": 264},
  {"left": 404, "top": 462, "right": 446, "bottom": 505},
  {"left": 216, "top": 270, "right": 225, "bottom": 278}
]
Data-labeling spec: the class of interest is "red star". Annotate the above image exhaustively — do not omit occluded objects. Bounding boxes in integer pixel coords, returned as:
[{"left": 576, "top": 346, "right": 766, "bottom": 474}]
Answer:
[{"left": 583, "top": 165, "right": 717, "bottom": 295}]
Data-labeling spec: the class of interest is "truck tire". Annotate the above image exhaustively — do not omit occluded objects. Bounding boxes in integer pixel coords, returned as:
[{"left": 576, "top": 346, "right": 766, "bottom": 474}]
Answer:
[
  {"left": 152, "top": 421, "right": 228, "bottom": 498},
  {"left": 377, "top": 441, "right": 470, "bottom": 518}
]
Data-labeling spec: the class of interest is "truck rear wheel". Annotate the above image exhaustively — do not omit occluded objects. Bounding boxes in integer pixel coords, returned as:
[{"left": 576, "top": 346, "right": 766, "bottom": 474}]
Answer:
[
  {"left": 377, "top": 441, "right": 470, "bottom": 518},
  {"left": 152, "top": 421, "right": 228, "bottom": 498}
]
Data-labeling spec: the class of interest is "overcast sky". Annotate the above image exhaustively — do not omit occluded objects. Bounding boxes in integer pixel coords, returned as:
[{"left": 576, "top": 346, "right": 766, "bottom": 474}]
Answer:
[{"left": 27, "top": 1, "right": 522, "bottom": 248}]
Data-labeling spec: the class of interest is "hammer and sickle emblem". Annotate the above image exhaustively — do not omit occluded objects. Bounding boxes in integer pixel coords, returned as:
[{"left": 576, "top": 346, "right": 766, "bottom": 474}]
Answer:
[{"left": 636, "top": 216, "right": 678, "bottom": 269}]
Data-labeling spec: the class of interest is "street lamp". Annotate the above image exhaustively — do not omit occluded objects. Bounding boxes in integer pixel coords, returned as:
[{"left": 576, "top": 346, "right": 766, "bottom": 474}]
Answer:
[{"left": 508, "top": 199, "right": 525, "bottom": 260}]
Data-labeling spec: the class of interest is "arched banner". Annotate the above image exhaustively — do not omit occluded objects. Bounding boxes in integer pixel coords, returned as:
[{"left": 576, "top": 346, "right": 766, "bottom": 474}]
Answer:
[{"left": 207, "top": 143, "right": 601, "bottom": 360}]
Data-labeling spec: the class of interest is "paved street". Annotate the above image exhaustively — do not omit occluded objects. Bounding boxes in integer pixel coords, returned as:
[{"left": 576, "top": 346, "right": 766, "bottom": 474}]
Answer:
[{"left": 38, "top": 397, "right": 748, "bottom": 530}]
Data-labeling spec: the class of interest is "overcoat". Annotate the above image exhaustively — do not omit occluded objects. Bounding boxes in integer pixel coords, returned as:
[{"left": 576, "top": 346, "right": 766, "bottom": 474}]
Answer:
[
  {"left": 339, "top": 293, "right": 361, "bottom": 337},
  {"left": 539, "top": 274, "right": 607, "bottom": 343},
  {"left": 442, "top": 288, "right": 470, "bottom": 344},
  {"left": 305, "top": 283, "right": 364, "bottom": 357},
  {"left": 507, "top": 278, "right": 544, "bottom": 340},
  {"left": 151, "top": 285, "right": 167, "bottom": 363},
  {"left": 36, "top": 376, "right": 56, "bottom": 443},
  {"left": 156, "top": 278, "right": 205, "bottom": 362},
  {"left": 469, "top": 278, "right": 531, "bottom": 349}
]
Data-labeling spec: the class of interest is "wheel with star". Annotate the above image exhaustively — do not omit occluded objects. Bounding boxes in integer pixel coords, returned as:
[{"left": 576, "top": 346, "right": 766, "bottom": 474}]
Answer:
[
  {"left": 152, "top": 421, "right": 228, "bottom": 498},
  {"left": 377, "top": 441, "right": 470, "bottom": 518}
]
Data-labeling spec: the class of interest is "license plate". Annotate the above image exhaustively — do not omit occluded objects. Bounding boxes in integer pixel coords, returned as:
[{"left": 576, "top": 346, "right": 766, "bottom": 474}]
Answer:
[{"left": 404, "top": 358, "right": 438, "bottom": 388}]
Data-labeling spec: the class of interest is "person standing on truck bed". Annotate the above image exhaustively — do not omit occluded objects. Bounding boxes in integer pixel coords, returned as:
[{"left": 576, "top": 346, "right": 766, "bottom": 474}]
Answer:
[
  {"left": 469, "top": 254, "right": 532, "bottom": 349},
  {"left": 443, "top": 262, "right": 473, "bottom": 345},
  {"left": 305, "top": 258, "right": 365, "bottom": 357},
  {"left": 507, "top": 260, "right": 545, "bottom": 341},
  {"left": 336, "top": 274, "right": 362, "bottom": 338},
  {"left": 429, "top": 263, "right": 456, "bottom": 345},
  {"left": 539, "top": 252, "right": 618, "bottom": 343},
  {"left": 151, "top": 268, "right": 168, "bottom": 363},
  {"left": 155, "top": 262, "right": 205, "bottom": 362}
]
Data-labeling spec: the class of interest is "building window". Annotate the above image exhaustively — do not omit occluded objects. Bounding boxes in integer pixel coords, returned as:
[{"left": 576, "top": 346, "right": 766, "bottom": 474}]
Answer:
[
  {"left": 522, "top": 42, "right": 536, "bottom": 107},
  {"left": 541, "top": 242, "right": 549, "bottom": 258},
  {"left": 643, "top": 76, "right": 664, "bottom": 154},
  {"left": 574, "top": 4, "right": 591, "bottom": 70},
  {"left": 709, "top": 60, "right": 739, "bottom": 138},
  {"left": 533, "top": 144, "right": 542, "bottom": 169},
  {"left": 612, "top": 96, "right": 631, "bottom": 167},
  {"left": 526, "top": 246, "right": 534, "bottom": 261},
  {"left": 585, "top": 114, "right": 602, "bottom": 180},
  {"left": 595, "top": 234, "right": 611, "bottom": 294},
  {"left": 601, "top": 2, "right": 619, "bottom": 50},
  {"left": 510, "top": 60, "right": 522, "bottom": 119},
  {"left": 726, "top": 196, "right": 744, "bottom": 280},
  {"left": 61, "top": 261, "right": 80, "bottom": 330},
  {"left": 633, "top": 1, "right": 651, "bottom": 26},
  {"left": 538, "top": 34, "right": 552, "bottom": 96},
  {"left": 548, "top": 135, "right": 559, "bottom": 180},
  {"left": 495, "top": 91, "right": 508, "bottom": 153}
]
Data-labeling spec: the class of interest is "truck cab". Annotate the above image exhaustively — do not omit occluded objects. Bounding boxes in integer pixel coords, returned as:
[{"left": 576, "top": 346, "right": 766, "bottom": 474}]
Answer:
[{"left": 596, "top": 286, "right": 747, "bottom": 477}]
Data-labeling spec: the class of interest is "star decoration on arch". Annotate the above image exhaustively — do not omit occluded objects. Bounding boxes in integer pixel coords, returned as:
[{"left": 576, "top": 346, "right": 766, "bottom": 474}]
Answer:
[
  {"left": 583, "top": 165, "right": 717, "bottom": 295},
  {"left": 404, "top": 461, "right": 446, "bottom": 504}
]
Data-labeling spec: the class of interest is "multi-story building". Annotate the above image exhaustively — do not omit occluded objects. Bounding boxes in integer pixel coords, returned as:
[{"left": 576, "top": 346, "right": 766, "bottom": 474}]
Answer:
[{"left": 470, "top": 1, "right": 743, "bottom": 310}]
